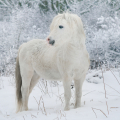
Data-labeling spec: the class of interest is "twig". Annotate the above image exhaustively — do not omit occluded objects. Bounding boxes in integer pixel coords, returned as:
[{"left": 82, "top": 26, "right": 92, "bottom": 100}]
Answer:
[
  {"left": 60, "top": 110, "right": 66, "bottom": 118},
  {"left": 6, "top": 112, "right": 9, "bottom": 116},
  {"left": 105, "top": 83, "right": 120, "bottom": 94},
  {"left": 31, "top": 114, "right": 37, "bottom": 118},
  {"left": 98, "top": 101, "right": 103, "bottom": 103},
  {"left": 92, "top": 108, "right": 97, "bottom": 118},
  {"left": 53, "top": 117, "right": 59, "bottom": 120},
  {"left": 23, "top": 116, "right": 25, "bottom": 120},
  {"left": 38, "top": 80, "right": 51, "bottom": 97},
  {"left": 109, "top": 68, "right": 120, "bottom": 85},
  {"left": 37, "top": 82, "right": 46, "bottom": 94},
  {"left": 45, "top": 81, "right": 51, "bottom": 97},
  {"left": 110, "top": 107, "right": 119, "bottom": 108},
  {"left": 101, "top": 69, "right": 107, "bottom": 99},
  {"left": 98, "top": 91, "right": 120, "bottom": 97},
  {"left": 42, "top": 99, "right": 47, "bottom": 115},
  {"left": 50, "top": 92, "right": 64, "bottom": 105},
  {"left": 92, "top": 107, "right": 107, "bottom": 118},
  {"left": 33, "top": 96, "right": 42, "bottom": 110},
  {"left": 106, "top": 101, "right": 109, "bottom": 115},
  {"left": 80, "top": 3, "right": 94, "bottom": 15},
  {"left": 37, "top": 112, "right": 39, "bottom": 115},
  {"left": 83, "top": 90, "right": 96, "bottom": 96}
]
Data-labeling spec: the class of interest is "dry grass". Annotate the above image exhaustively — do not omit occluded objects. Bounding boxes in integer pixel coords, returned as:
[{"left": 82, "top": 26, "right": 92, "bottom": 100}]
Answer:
[
  {"left": 92, "top": 107, "right": 107, "bottom": 118},
  {"left": 91, "top": 66, "right": 120, "bottom": 118},
  {"left": 33, "top": 95, "right": 47, "bottom": 115}
]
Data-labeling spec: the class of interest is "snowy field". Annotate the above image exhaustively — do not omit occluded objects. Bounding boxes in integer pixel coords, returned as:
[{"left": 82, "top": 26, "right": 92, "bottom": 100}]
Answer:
[{"left": 0, "top": 70, "right": 120, "bottom": 120}]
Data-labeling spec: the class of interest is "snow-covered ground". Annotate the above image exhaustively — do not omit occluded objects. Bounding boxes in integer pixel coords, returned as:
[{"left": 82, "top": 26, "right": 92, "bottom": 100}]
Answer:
[{"left": 0, "top": 70, "right": 120, "bottom": 120}]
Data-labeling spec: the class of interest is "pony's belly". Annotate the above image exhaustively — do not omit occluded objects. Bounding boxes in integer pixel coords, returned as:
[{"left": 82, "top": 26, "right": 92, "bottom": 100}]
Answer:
[
  {"left": 35, "top": 68, "right": 62, "bottom": 81},
  {"left": 43, "top": 71, "right": 61, "bottom": 81}
]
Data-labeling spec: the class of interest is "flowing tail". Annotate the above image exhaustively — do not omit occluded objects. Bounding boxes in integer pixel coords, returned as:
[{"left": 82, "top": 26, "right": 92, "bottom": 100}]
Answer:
[{"left": 15, "top": 53, "right": 22, "bottom": 112}]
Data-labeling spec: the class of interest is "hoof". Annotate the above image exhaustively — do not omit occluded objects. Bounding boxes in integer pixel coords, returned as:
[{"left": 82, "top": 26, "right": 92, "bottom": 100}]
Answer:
[
  {"left": 64, "top": 107, "right": 70, "bottom": 111},
  {"left": 74, "top": 104, "right": 80, "bottom": 109},
  {"left": 22, "top": 107, "right": 28, "bottom": 111}
]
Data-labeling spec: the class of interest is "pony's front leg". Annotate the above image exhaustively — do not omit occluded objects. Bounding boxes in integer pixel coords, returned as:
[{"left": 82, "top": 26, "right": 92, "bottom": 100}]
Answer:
[
  {"left": 63, "top": 76, "right": 71, "bottom": 111},
  {"left": 74, "top": 75, "right": 85, "bottom": 108}
]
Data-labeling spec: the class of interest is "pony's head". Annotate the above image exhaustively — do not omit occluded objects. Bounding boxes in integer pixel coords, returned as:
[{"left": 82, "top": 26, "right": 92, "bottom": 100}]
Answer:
[{"left": 47, "top": 12, "right": 85, "bottom": 47}]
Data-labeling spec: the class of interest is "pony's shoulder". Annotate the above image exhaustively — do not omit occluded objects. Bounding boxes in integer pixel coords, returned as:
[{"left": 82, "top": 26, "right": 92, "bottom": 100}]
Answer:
[{"left": 27, "top": 39, "right": 44, "bottom": 44}]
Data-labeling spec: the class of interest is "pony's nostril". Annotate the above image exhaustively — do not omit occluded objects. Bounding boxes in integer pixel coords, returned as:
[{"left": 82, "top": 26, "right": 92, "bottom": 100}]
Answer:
[
  {"left": 52, "top": 40, "right": 55, "bottom": 44},
  {"left": 47, "top": 38, "right": 50, "bottom": 41},
  {"left": 49, "top": 40, "right": 55, "bottom": 45}
]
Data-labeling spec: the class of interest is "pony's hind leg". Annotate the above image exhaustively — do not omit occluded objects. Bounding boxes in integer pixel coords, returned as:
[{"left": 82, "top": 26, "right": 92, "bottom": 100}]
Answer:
[
  {"left": 29, "top": 71, "right": 40, "bottom": 94},
  {"left": 21, "top": 66, "right": 34, "bottom": 111}
]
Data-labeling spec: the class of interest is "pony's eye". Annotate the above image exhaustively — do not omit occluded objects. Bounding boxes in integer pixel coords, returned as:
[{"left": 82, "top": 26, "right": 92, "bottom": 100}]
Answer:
[{"left": 59, "top": 25, "right": 64, "bottom": 29}]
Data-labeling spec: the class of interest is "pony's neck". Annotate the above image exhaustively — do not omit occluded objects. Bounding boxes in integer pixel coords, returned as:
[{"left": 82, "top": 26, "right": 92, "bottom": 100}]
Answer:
[
  {"left": 55, "top": 36, "right": 86, "bottom": 55},
  {"left": 70, "top": 36, "right": 85, "bottom": 50}
]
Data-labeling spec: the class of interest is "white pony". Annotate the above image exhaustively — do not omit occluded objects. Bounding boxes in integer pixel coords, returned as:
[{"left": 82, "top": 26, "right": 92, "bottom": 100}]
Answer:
[{"left": 15, "top": 12, "right": 90, "bottom": 112}]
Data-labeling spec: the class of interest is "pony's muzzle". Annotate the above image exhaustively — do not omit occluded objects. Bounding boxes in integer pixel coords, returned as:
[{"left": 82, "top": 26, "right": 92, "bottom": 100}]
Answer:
[
  {"left": 47, "top": 37, "right": 55, "bottom": 45},
  {"left": 49, "top": 39, "right": 55, "bottom": 45}
]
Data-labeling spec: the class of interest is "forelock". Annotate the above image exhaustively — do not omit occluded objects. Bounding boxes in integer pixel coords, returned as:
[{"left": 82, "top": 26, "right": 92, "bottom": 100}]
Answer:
[{"left": 50, "top": 12, "right": 73, "bottom": 31}]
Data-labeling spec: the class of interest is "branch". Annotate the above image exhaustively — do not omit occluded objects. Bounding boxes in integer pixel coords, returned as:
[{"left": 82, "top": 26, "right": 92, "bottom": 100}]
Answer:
[
  {"left": 110, "top": 107, "right": 119, "bottom": 108},
  {"left": 39, "top": 1, "right": 46, "bottom": 7},
  {"left": 92, "top": 107, "right": 97, "bottom": 118},
  {"left": 109, "top": 50, "right": 120, "bottom": 56},
  {"left": 105, "top": 83, "right": 120, "bottom": 94},
  {"left": 116, "top": 7, "right": 120, "bottom": 11},
  {"left": 101, "top": 69, "right": 107, "bottom": 99},
  {"left": 98, "top": 91, "right": 120, "bottom": 97},
  {"left": 4, "top": 0, "right": 13, "bottom": 9},
  {"left": 109, "top": 68, "right": 120, "bottom": 85},
  {"left": 106, "top": 101, "right": 109, "bottom": 115},
  {"left": 92, "top": 107, "right": 107, "bottom": 118},
  {"left": 80, "top": 3, "right": 94, "bottom": 15},
  {"left": 0, "top": 0, "right": 17, "bottom": 10},
  {"left": 83, "top": 90, "right": 96, "bottom": 96},
  {"left": 0, "top": 5, "right": 9, "bottom": 8},
  {"left": 0, "top": 0, "right": 9, "bottom": 7}
]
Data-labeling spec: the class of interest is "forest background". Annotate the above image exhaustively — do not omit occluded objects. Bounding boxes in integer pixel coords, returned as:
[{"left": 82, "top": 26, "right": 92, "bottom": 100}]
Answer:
[{"left": 0, "top": 0, "right": 120, "bottom": 75}]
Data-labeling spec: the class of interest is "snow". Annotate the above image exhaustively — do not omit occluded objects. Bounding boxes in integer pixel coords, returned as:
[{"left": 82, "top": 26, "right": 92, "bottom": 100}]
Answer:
[{"left": 0, "top": 70, "right": 120, "bottom": 120}]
